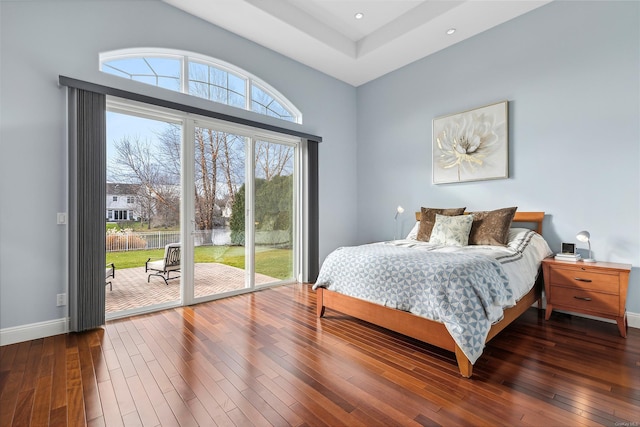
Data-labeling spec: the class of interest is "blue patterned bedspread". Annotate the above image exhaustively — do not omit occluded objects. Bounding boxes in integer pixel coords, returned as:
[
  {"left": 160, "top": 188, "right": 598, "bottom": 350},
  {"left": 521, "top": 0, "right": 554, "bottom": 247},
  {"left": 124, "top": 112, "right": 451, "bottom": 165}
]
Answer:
[{"left": 312, "top": 244, "right": 513, "bottom": 364}]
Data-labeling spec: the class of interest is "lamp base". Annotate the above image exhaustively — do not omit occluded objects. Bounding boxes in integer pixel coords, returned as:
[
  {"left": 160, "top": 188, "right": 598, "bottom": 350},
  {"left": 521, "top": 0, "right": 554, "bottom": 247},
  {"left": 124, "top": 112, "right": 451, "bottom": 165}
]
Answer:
[{"left": 582, "top": 258, "right": 596, "bottom": 263}]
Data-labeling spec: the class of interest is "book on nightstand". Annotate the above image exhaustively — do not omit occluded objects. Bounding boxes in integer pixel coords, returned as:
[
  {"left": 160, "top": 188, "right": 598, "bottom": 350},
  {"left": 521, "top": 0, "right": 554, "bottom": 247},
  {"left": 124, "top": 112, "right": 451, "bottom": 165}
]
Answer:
[{"left": 554, "top": 253, "right": 581, "bottom": 262}]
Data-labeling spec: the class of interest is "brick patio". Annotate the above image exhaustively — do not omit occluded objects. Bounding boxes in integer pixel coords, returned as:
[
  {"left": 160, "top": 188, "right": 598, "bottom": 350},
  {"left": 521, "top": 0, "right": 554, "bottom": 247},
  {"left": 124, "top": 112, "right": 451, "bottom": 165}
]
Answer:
[{"left": 105, "top": 262, "right": 278, "bottom": 314}]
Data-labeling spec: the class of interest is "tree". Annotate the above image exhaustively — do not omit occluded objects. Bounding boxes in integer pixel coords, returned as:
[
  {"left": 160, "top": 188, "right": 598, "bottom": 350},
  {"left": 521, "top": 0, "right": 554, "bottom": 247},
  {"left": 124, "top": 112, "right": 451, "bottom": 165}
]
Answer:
[
  {"left": 229, "top": 175, "right": 293, "bottom": 246},
  {"left": 110, "top": 127, "right": 292, "bottom": 233},
  {"left": 255, "top": 140, "right": 293, "bottom": 180},
  {"left": 109, "top": 135, "right": 180, "bottom": 228},
  {"left": 229, "top": 141, "right": 293, "bottom": 245},
  {"left": 229, "top": 185, "right": 246, "bottom": 245},
  {"left": 154, "top": 123, "right": 246, "bottom": 231},
  {"left": 191, "top": 128, "right": 245, "bottom": 230}
]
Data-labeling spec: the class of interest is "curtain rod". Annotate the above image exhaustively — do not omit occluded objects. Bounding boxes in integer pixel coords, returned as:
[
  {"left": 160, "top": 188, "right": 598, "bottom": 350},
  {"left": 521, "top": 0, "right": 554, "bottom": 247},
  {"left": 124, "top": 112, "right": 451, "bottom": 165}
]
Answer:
[{"left": 59, "top": 75, "right": 322, "bottom": 142}]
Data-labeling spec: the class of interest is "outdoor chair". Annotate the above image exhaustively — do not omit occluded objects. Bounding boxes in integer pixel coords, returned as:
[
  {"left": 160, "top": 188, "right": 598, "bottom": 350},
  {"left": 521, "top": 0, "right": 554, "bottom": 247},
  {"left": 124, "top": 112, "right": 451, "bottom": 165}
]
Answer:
[
  {"left": 145, "top": 243, "right": 181, "bottom": 285},
  {"left": 106, "top": 263, "right": 115, "bottom": 291}
]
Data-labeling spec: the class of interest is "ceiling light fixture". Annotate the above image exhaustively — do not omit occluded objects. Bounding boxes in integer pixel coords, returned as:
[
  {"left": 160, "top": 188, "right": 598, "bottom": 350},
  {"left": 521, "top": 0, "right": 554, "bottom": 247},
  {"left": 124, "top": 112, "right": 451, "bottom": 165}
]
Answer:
[
  {"left": 446, "top": 28, "right": 456, "bottom": 35},
  {"left": 354, "top": 12, "right": 364, "bottom": 20}
]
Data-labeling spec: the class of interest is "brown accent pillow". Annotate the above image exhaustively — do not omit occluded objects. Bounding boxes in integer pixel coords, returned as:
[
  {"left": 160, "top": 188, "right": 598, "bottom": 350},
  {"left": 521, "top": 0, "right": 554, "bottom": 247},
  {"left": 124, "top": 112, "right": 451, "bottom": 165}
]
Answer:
[
  {"left": 468, "top": 207, "right": 518, "bottom": 246},
  {"left": 416, "top": 207, "right": 466, "bottom": 242}
]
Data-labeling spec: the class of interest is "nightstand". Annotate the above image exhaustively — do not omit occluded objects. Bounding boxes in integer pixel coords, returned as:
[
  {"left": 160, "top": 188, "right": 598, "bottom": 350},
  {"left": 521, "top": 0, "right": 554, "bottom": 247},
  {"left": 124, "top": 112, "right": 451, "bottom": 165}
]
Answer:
[{"left": 542, "top": 258, "right": 632, "bottom": 337}]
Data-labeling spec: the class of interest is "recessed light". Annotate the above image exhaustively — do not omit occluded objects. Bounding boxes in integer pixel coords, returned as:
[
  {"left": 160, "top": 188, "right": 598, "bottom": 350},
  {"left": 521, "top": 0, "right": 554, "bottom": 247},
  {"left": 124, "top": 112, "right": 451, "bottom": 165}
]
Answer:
[
  {"left": 354, "top": 12, "right": 364, "bottom": 20},
  {"left": 446, "top": 28, "right": 456, "bottom": 35}
]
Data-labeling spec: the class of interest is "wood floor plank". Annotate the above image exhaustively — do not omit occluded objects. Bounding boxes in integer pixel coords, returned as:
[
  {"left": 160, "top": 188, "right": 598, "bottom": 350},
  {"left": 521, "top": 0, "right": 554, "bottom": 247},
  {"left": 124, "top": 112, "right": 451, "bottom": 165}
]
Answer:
[
  {"left": 0, "top": 372, "right": 23, "bottom": 424},
  {"left": 108, "top": 333, "right": 137, "bottom": 379},
  {"left": 65, "top": 351, "right": 86, "bottom": 426},
  {"left": 30, "top": 374, "right": 52, "bottom": 426},
  {"left": 125, "top": 375, "right": 162, "bottom": 426},
  {"left": 108, "top": 367, "right": 137, "bottom": 417},
  {"left": 12, "top": 389, "right": 35, "bottom": 426},
  {"left": 1, "top": 341, "right": 29, "bottom": 406},
  {"left": 0, "top": 342, "right": 19, "bottom": 375},
  {"left": 96, "top": 379, "right": 124, "bottom": 427},
  {"left": 48, "top": 405, "right": 67, "bottom": 426},
  {"left": 183, "top": 396, "right": 217, "bottom": 426},
  {"left": 77, "top": 334, "right": 102, "bottom": 423},
  {"left": 270, "top": 371, "right": 364, "bottom": 426},
  {"left": 279, "top": 348, "right": 422, "bottom": 425},
  {"left": 162, "top": 389, "right": 199, "bottom": 427},
  {"left": 1, "top": 284, "right": 638, "bottom": 426},
  {"left": 250, "top": 374, "right": 305, "bottom": 426}
]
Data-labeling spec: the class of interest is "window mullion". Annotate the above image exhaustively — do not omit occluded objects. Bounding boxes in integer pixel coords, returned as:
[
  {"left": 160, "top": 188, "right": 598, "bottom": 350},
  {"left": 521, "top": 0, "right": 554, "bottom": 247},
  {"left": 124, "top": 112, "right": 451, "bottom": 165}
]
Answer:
[
  {"left": 181, "top": 56, "right": 189, "bottom": 94},
  {"left": 246, "top": 79, "right": 252, "bottom": 112}
]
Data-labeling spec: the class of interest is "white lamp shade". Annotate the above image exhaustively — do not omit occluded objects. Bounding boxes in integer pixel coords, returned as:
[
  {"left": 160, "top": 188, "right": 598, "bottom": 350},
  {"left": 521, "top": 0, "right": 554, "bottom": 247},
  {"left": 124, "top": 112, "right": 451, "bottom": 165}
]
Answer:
[
  {"left": 397, "top": 205, "right": 405, "bottom": 214},
  {"left": 576, "top": 230, "right": 595, "bottom": 262},
  {"left": 576, "top": 230, "right": 590, "bottom": 242}
]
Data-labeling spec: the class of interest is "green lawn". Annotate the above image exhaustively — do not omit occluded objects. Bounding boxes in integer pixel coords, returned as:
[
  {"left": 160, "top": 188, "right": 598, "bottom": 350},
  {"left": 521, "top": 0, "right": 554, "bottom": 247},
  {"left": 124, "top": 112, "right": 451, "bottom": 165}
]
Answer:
[{"left": 106, "top": 245, "right": 292, "bottom": 280}]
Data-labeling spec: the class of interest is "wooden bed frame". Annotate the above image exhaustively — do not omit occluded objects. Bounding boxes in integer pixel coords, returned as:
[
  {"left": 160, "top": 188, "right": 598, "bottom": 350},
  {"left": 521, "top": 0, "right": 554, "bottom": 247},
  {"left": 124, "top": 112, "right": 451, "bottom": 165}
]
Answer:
[{"left": 316, "top": 211, "right": 545, "bottom": 378}]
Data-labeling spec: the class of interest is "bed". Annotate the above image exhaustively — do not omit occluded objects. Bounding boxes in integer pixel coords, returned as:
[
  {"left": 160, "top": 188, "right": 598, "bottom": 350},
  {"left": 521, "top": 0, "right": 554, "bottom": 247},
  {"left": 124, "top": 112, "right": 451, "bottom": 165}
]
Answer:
[{"left": 313, "top": 211, "right": 552, "bottom": 378}]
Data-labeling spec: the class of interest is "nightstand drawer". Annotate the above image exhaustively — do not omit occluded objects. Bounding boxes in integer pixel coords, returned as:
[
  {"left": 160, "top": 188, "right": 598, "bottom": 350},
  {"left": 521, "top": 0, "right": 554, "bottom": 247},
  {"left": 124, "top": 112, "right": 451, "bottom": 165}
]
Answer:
[
  {"left": 550, "top": 286, "right": 618, "bottom": 315},
  {"left": 549, "top": 268, "right": 619, "bottom": 293}
]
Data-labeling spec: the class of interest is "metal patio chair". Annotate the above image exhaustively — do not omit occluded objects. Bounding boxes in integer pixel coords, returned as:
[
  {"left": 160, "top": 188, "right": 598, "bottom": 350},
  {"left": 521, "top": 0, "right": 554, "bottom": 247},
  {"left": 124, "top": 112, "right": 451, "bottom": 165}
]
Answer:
[
  {"left": 145, "top": 243, "right": 181, "bottom": 285},
  {"left": 106, "top": 263, "right": 115, "bottom": 291}
]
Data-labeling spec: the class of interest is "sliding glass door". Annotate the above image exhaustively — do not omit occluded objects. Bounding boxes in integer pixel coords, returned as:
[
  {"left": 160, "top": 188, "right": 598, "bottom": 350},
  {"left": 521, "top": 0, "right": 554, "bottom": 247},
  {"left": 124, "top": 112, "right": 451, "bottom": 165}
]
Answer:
[
  {"left": 105, "top": 109, "right": 182, "bottom": 316},
  {"left": 106, "top": 101, "right": 299, "bottom": 317},
  {"left": 253, "top": 140, "right": 295, "bottom": 286},
  {"left": 191, "top": 125, "right": 248, "bottom": 300},
  {"left": 189, "top": 123, "right": 297, "bottom": 302}
]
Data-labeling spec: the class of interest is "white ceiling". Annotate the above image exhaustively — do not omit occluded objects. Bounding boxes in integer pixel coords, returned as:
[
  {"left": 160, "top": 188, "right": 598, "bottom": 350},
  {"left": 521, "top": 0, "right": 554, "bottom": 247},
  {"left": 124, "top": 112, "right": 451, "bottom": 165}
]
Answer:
[{"left": 162, "top": 0, "right": 551, "bottom": 87}]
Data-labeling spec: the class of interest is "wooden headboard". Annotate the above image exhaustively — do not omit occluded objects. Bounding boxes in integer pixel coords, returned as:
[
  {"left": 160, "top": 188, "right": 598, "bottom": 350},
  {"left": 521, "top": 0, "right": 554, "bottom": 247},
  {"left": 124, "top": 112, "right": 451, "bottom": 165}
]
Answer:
[{"left": 414, "top": 211, "right": 545, "bottom": 235}]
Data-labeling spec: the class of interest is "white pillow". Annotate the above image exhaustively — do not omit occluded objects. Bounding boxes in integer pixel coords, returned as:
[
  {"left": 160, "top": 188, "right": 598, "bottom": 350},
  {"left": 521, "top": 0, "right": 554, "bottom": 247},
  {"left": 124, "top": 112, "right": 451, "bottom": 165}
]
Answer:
[
  {"left": 508, "top": 227, "right": 553, "bottom": 258},
  {"left": 406, "top": 221, "right": 420, "bottom": 240},
  {"left": 429, "top": 214, "right": 474, "bottom": 246}
]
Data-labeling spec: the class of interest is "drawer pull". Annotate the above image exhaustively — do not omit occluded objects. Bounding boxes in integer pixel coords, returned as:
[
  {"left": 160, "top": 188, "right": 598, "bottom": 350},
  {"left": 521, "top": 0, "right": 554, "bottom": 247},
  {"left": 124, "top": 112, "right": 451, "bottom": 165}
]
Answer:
[
  {"left": 574, "top": 277, "right": 592, "bottom": 283},
  {"left": 573, "top": 296, "right": 592, "bottom": 301}
]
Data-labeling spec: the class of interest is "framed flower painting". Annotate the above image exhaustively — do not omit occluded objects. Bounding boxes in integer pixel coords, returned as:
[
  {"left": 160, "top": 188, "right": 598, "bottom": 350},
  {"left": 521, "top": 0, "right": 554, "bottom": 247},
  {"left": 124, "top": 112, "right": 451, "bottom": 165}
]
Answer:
[{"left": 432, "top": 100, "right": 508, "bottom": 184}]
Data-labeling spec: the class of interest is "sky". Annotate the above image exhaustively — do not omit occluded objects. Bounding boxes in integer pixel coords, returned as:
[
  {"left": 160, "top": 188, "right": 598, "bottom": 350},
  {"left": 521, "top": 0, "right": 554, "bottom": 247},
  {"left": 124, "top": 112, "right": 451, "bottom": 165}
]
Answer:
[{"left": 106, "top": 111, "right": 172, "bottom": 180}]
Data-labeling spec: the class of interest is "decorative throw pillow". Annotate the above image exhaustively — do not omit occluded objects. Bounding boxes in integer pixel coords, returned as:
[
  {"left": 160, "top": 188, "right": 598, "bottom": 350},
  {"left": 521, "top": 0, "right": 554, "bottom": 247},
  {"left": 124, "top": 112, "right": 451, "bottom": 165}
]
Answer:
[
  {"left": 406, "top": 221, "right": 420, "bottom": 240},
  {"left": 416, "top": 206, "right": 466, "bottom": 242},
  {"left": 429, "top": 214, "right": 474, "bottom": 246},
  {"left": 468, "top": 207, "right": 518, "bottom": 246}
]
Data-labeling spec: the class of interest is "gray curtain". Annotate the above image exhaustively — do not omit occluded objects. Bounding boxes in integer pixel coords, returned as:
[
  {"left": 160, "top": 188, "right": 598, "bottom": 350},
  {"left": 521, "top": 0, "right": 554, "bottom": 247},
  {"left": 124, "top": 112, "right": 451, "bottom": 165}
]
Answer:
[
  {"left": 307, "top": 140, "right": 319, "bottom": 282},
  {"left": 68, "top": 88, "right": 106, "bottom": 332}
]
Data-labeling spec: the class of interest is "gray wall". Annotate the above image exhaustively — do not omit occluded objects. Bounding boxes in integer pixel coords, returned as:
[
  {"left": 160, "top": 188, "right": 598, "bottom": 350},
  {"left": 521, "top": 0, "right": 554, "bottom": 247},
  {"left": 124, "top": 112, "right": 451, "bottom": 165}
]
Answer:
[
  {"left": 356, "top": 1, "right": 640, "bottom": 312},
  {"left": 2, "top": 0, "right": 638, "bottom": 335},
  {"left": 0, "top": 0, "right": 357, "bottom": 331}
]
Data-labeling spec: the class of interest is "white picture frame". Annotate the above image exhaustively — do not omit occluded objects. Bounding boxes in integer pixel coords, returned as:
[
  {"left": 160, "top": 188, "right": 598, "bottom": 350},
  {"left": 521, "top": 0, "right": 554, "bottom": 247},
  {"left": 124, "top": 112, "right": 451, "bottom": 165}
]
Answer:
[{"left": 432, "top": 100, "right": 509, "bottom": 184}]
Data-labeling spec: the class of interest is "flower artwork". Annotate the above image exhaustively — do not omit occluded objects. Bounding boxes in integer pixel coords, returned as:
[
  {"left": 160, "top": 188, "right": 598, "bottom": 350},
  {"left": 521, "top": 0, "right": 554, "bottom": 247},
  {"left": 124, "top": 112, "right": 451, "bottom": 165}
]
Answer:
[{"left": 432, "top": 101, "right": 508, "bottom": 184}]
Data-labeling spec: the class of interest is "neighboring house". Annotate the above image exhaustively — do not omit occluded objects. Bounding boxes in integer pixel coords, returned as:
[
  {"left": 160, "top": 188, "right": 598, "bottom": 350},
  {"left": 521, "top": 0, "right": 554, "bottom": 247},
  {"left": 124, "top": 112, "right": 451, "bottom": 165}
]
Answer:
[{"left": 106, "top": 183, "right": 142, "bottom": 222}]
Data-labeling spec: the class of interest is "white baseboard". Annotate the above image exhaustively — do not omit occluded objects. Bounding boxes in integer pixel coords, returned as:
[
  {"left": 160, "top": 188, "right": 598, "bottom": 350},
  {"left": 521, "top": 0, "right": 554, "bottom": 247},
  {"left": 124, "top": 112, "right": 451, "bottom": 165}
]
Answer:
[
  {"left": 0, "top": 317, "right": 68, "bottom": 346},
  {"left": 536, "top": 298, "right": 640, "bottom": 330},
  {"left": 1, "top": 311, "right": 639, "bottom": 347},
  {"left": 628, "top": 311, "right": 640, "bottom": 329},
  {"left": 540, "top": 308, "right": 640, "bottom": 330}
]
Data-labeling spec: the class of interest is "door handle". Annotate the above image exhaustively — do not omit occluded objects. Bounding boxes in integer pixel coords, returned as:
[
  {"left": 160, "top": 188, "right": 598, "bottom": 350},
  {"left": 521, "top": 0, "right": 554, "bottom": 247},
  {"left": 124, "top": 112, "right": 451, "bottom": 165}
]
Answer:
[{"left": 574, "top": 277, "right": 592, "bottom": 283}]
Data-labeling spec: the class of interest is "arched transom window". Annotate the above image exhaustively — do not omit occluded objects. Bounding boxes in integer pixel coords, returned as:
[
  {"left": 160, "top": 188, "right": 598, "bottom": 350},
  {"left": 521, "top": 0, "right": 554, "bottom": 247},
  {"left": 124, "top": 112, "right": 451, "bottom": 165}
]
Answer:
[{"left": 100, "top": 48, "right": 302, "bottom": 123}]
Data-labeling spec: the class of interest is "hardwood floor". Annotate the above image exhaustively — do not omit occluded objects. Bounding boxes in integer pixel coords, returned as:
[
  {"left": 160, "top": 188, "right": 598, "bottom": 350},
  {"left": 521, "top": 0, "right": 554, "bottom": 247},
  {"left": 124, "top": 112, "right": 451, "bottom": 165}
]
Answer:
[{"left": 1, "top": 283, "right": 639, "bottom": 426}]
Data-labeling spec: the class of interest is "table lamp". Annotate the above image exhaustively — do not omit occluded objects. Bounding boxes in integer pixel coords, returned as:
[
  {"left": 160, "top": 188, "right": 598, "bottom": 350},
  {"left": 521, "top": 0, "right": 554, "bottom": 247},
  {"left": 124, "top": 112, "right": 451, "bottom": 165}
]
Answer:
[{"left": 576, "top": 230, "right": 596, "bottom": 262}]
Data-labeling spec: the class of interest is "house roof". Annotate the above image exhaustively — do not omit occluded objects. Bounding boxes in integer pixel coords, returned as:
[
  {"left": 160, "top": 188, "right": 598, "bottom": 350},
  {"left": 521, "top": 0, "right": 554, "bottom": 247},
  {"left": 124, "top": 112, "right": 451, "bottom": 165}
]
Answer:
[{"left": 106, "top": 183, "right": 141, "bottom": 195}]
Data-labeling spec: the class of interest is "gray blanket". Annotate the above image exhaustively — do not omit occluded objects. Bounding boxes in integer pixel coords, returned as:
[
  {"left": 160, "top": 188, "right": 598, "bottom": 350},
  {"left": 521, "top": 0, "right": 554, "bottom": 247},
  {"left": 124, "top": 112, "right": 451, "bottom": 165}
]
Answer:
[{"left": 313, "top": 244, "right": 513, "bottom": 363}]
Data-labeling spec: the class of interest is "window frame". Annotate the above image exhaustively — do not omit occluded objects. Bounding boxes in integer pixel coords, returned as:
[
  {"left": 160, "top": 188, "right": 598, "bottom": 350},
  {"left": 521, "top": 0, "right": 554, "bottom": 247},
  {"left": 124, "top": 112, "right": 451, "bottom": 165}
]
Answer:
[
  {"left": 100, "top": 48, "right": 302, "bottom": 124},
  {"left": 61, "top": 73, "right": 321, "bottom": 282}
]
